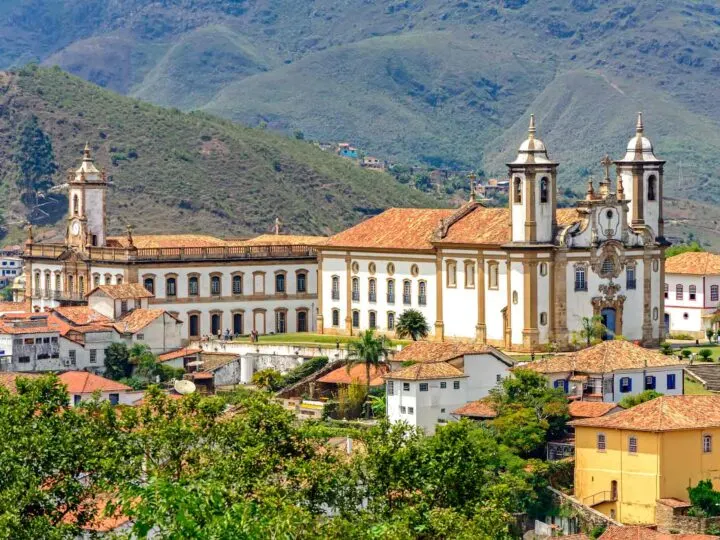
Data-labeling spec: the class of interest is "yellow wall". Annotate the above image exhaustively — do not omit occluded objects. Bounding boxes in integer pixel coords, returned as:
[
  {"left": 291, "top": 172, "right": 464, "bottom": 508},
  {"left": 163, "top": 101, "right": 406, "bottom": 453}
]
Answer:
[
  {"left": 575, "top": 426, "right": 720, "bottom": 525},
  {"left": 660, "top": 429, "right": 720, "bottom": 501},
  {"left": 575, "top": 427, "right": 660, "bottom": 524}
]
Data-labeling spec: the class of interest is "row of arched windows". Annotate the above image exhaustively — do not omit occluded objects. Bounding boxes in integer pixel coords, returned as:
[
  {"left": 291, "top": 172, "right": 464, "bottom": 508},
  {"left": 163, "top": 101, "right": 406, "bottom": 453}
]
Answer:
[
  {"left": 33, "top": 271, "right": 122, "bottom": 298},
  {"left": 144, "top": 271, "right": 308, "bottom": 298},
  {"left": 668, "top": 283, "right": 717, "bottom": 302},
  {"left": 187, "top": 308, "right": 310, "bottom": 338},
  {"left": 331, "top": 308, "right": 395, "bottom": 331},
  {"left": 341, "top": 276, "right": 428, "bottom": 307}
]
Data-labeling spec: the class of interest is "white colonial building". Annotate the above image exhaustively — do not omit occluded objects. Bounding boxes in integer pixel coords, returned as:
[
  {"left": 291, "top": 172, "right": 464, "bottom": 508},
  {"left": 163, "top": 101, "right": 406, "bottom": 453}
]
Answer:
[
  {"left": 318, "top": 114, "right": 667, "bottom": 351},
  {"left": 385, "top": 341, "right": 513, "bottom": 434},
  {"left": 21, "top": 145, "right": 323, "bottom": 341},
  {"left": 664, "top": 251, "right": 720, "bottom": 338}
]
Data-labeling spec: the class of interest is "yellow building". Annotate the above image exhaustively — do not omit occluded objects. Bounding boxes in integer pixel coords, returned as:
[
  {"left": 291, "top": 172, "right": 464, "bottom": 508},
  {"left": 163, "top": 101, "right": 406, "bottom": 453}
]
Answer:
[{"left": 572, "top": 395, "right": 720, "bottom": 525}]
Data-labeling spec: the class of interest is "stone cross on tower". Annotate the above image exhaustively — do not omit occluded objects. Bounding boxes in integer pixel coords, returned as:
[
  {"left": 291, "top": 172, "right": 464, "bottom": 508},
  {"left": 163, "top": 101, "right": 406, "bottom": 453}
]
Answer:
[
  {"left": 599, "top": 154, "right": 613, "bottom": 197},
  {"left": 274, "top": 217, "right": 282, "bottom": 235}
]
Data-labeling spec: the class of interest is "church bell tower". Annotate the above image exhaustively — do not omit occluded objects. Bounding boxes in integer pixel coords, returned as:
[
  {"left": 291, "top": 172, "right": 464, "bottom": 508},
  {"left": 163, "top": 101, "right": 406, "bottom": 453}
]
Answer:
[
  {"left": 507, "top": 115, "right": 558, "bottom": 244},
  {"left": 66, "top": 143, "right": 107, "bottom": 250}
]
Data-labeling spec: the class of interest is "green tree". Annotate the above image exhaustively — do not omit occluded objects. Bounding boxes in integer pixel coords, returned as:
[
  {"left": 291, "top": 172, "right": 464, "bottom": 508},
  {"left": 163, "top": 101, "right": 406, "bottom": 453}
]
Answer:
[
  {"left": 251, "top": 368, "right": 284, "bottom": 391},
  {"left": 666, "top": 241, "right": 704, "bottom": 258},
  {"left": 395, "top": 309, "right": 431, "bottom": 341},
  {"left": 346, "top": 329, "right": 390, "bottom": 418},
  {"left": 619, "top": 390, "right": 663, "bottom": 409},
  {"left": 489, "top": 369, "right": 569, "bottom": 456},
  {"left": 575, "top": 315, "right": 607, "bottom": 347},
  {"left": 698, "top": 348, "right": 714, "bottom": 361},
  {"left": 688, "top": 479, "right": 720, "bottom": 517},
  {"left": 14, "top": 115, "right": 58, "bottom": 221},
  {"left": 104, "top": 342, "right": 132, "bottom": 380}
]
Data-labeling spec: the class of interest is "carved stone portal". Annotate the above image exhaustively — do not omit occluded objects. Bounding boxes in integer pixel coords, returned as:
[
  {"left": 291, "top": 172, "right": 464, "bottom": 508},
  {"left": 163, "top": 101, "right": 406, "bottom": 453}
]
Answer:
[{"left": 592, "top": 280, "right": 626, "bottom": 338}]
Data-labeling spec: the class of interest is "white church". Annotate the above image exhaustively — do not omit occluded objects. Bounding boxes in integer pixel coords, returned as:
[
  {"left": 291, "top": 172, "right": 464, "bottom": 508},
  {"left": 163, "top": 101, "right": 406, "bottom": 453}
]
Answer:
[
  {"left": 317, "top": 114, "right": 667, "bottom": 351},
  {"left": 21, "top": 114, "right": 667, "bottom": 352}
]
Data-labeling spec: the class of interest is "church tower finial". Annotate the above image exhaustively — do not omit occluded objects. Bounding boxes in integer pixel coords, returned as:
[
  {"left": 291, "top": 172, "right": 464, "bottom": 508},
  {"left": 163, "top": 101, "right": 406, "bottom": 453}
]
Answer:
[
  {"left": 468, "top": 171, "right": 477, "bottom": 202},
  {"left": 528, "top": 114, "right": 536, "bottom": 140},
  {"left": 636, "top": 112, "right": 644, "bottom": 135},
  {"left": 83, "top": 142, "right": 91, "bottom": 160}
]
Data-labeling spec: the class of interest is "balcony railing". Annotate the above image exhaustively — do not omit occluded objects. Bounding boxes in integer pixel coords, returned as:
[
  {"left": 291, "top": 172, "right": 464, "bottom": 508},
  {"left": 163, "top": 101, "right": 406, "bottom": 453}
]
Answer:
[
  {"left": 31, "top": 289, "right": 86, "bottom": 302},
  {"left": 582, "top": 490, "right": 617, "bottom": 507},
  {"left": 332, "top": 291, "right": 340, "bottom": 301},
  {"left": 387, "top": 293, "right": 395, "bottom": 304},
  {"left": 403, "top": 295, "right": 411, "bottom": 305},
  {"left": 418, "top": 295, "right": 427, "bottom": 306},
  {"left": 352, "top": 291, "right": 360, "bottom": 302},
  {"left": 25, "top": 242, "right": 318, "bottom": 262},
  {"left": 369, "top": 293, "right": 377, "bottom": 303}
]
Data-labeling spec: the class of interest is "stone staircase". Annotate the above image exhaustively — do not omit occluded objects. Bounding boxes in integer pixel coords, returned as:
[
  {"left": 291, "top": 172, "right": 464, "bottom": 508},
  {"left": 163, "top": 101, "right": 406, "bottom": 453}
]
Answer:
[{"left": 685, "top": 364, "right": 720, "bottom": 392}]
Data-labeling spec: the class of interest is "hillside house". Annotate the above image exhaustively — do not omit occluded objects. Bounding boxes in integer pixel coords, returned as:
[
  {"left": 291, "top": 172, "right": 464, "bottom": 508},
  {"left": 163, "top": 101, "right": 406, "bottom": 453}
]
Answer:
[
  {"left": 521, "top": 340, "right": 685, "bottom": 402},
  {"left": 58, "top": 371, "right": 140, "bottom": 406}
]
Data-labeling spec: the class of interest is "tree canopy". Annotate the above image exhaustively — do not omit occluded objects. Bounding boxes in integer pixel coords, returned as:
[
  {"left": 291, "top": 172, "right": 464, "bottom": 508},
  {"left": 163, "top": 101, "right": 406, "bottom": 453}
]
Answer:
[
  {"left": 394, "top": 309, "right": 431, "bottom": 341},
  {"left": 0, "top": 375, "right": 559, "bottom": 539}
]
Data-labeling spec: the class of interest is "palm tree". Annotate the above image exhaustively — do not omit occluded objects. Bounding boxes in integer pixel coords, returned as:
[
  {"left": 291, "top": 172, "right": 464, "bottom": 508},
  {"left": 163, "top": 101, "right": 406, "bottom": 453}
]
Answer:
[
  {"left": 578, "top": 315, "right": 607, "bottom": 347},
  {"left": 346, "top": 329, "right": 391, "bottom": 418},
  {"left": 395, "top": 309, "right": 430, "bottom": 341}
]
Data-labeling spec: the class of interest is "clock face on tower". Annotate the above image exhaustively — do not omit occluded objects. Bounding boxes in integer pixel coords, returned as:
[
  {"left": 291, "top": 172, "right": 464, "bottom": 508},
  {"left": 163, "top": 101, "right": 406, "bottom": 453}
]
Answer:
[{"left": 71, "top": 221, "right": 81, "bottom": 236}]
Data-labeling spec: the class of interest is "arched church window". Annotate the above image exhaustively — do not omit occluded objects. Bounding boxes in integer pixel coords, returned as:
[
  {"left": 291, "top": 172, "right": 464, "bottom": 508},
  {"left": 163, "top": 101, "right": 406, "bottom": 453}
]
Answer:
[
  {"left": 446, "top": 260, "right": 457, "bottom": 287},
  {"left": 73, "top": 195, "right": 79, "bottom": 215},
  {"left": 464, "top": 260, "right": 475, "bottom": 288},
  {"left": 647, "top": 175, "right": 657, "bottom": 201},
  {"left": 166, "top": 277, "right": 177, "bottom": 297},
  {"left": 540, "top": 177, "right": 549, "bottom": 204},
  {"left": 488, "top": 262, "right": 499, "bottom": 290},
  {"left": 513, "top": 177, "right": 522, "bottom": 204},
  {"left": 574, "top": 265, "right": 587, "bottom": 291},
  {"left": 351, "top": 277, "right": 359, "bottom": 302},
  {"left": 143, "top": 277, "right": 154, "bottom": 294},
  {"left": 512, "top": 291, "right": 518, "bottom": 304}
]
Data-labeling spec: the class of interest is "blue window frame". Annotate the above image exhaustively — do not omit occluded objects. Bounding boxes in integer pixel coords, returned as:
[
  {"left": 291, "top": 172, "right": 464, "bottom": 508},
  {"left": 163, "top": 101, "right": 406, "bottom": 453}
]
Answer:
[
  {"left": 553, "top": 379, "right": 569, "bottom": 393},
  {"left": 645, "top": 375, "right": 656, "bottom": 390},
  {"left": 667, "top": 373, "right": 676, "bottom": 390},
  {"left": 620, "top": 377, "right": 632, "bottom": 393}
]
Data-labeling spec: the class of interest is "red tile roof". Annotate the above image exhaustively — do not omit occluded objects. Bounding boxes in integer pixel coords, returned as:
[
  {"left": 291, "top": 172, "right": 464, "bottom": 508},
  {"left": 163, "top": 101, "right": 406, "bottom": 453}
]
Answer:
[
  {"left": 571, "top": 395, "right": 720, "bottom": 432},
  {"left": 236, "top": 234, "right": 327, "bottom": 246},
  {"left": 58, "top": 371, "right": 131, "bottom": 394},
  {"left": 0, "top": 301, "right": 27, "bottom": 314},
  {"left": 317, "top": 363, "right": 389, "bottom": 386},
  {"left": 53, "top": 306, "right": 110, "bottom": 326},
  {"left": 157, "top": 347, "right": 201, "bottom": 363},
  {"left": 89, "top": 283, "right": 154, "bottom": 300},
  {"left": 393, "top": 341, "right": 510, "bottom": 365},
  {"left": 0, "top": 313, "right": 62, "bottom": 334},
  {"left": 108, "top": 234, "right": 228, "bottom": 249},
  {"left": 323, "top": 208, "right": 455, "bottom": 250},
  {"left": 568, "top": 401, "right": 621, "bottom": 419},
  {"left": 665, "top": 251, "right": 720, "bottom": 276},
  {"left": 453, "top": 398, "right": 497, "bottom": 418},
  {"left": 598, "top": 525, "right": 717, "bottom": 539},
  {"left": 384, "top": 362, "right": 466, "bottom": 381},
  {"left": 0, "top": 372, "right": 41, "bottom": 394},
  {"left": 522, "top": 340, "right": 684, "bottom": 375},
  {"left": 113, "top": 309, "right": 166, "bottom": 334}
]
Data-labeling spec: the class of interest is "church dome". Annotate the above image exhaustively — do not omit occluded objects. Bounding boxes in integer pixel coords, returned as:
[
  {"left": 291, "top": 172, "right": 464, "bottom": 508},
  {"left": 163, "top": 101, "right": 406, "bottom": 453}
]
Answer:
[
  {"left": 618, "top": 112, "right": 661, "bottom": 163},
  {"left": 509, "top": 114, "right": 554, "bottom": 166}
]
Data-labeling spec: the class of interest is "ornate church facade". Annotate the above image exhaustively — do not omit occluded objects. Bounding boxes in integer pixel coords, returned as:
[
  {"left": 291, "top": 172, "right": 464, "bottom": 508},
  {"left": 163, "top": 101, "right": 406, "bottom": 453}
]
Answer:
[{"left": 316, "top": 114, "right": 667, "bottom": 350}]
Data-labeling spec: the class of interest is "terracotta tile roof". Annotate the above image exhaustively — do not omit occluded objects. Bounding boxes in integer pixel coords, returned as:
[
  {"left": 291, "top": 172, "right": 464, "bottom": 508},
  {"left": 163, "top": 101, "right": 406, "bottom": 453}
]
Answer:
[
  {"left": 393, "top": 341, "right": 510, "bottom": 365},
  {"left": 560, "top": 535, "right": 589, "bottom": 540},
  {"left": 0, "top": 372, "right": 41, "bottom": 394},
  {"left": 453, "top": 398, "right": 497, "bottom": 418},
  {"left": 113, "top": 309, "right": 166, "bottom": 334},
  {"left": 317, "top": 363, "right": 389, "bottom": 386},
  {"left": 53, "top": 306, "right": 110, "bottom": 326},
  {"left": 568, "top": 401, "right": 620, "bottom": 419},
  {"left": 108, "top": 234, "right": 227, "bottom": 249},
  {"left": 188, "top": 371, "right": 214, "bottom": 380},
  {"left": 62, "top": 494, "right": 130, "bottom": 532},
  {"left": 598, "top": 526, "right": 717, "bottom": 539},
  {"left": 324, "top": 208, "right": 455, "bottom": 250},
  {"left": 521, "top": 340, "right": 684, "bottom": 375},
  {"left": 132, "top": 392, "right": 184, "bottom": 406},
  {"left": 0, "top": 301, "right": 27, "bottom": 314},
  {"left": 665, "top": 251, "right": 720, "bottom": 276},
  {"left": 571, "top": 395, "right": 720, "bottom": 432},
  {"left": 0, "top": 313, "right": 62, "bottom": 334},
  {"left": 90, "top": 283, "right": 154, "bottom": 300},
  {"left": 157, "top": 347, "right": 201, "bottom": 363},
  {"left": 657, "top": 498, "right": 692, "bottom": 509},
  {"left": 384, "top": 362, "right": 467, "bottom": 381},
  {"left": 198, "top": 352, "right": 240, "bottom": 372},
  {"left": 58, "top": 371, "right": 131, "bottom": 394},
  {"left": 235, "top": 234, "right": 327, "bottom": 246}
]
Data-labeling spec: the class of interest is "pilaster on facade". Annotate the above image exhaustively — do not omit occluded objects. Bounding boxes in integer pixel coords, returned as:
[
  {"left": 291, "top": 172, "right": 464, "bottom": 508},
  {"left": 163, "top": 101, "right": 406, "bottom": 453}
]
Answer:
[
  {"left": 642, "top": 251, "right": 654, "bottom": 344},
  {"left": 475, "top": 255, "right": 486, "bottom": 344},
  {"left": 434, "top": 252, "right": 444, "bottom": 342},
  {"left": 551, "top": 250, "right": 569, "bottom": 349},
  {"left": 521, "top": 260, "right": 540, "bottom": 351},
  {"left": 344, "top": 255, "right": 353, "bottom": 335}
]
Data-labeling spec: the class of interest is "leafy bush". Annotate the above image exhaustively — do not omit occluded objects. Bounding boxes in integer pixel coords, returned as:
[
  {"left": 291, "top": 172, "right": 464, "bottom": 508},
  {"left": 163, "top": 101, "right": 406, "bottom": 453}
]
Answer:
[
  {"left": 698, "top": 349, "right": 714, "bottom": 361},
  {"left": 681, "top": 349, "right": 692, "bottom": 359},
  {"left": 688, "top": 479, "right": 720, "bottom": 517},
  {"left": 252, "top": 368, "right": 284, "bottom": 391},
  {"left": 619, "top": 390, "right": 662, "bottom": 409},
  {"left": 669, "top": 333, "right": 695, "bottom": 341},
  {"left": 280, "top": 356, "right": 328, "bottom": 388},
  {"left": 659, "top": 342, "right": 673, "bottom": 355}
]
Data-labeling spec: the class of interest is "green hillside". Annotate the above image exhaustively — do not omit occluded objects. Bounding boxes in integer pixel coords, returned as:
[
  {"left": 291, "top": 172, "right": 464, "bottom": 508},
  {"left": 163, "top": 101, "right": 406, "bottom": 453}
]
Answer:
[{"left": 0, "top": 66, "right": 439, "bottom": 241}]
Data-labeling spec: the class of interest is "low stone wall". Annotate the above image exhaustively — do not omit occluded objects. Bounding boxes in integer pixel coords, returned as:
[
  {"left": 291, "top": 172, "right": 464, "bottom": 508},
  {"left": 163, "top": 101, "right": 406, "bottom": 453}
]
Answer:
[
  {"left": 547, "top": 487, "right": 621, "bottom": 532},
  {"left": 201, "top": 340, "right": 350, "bottom": 361},
  {"left": 656, "top": 499, "right": 720, "bottom": 534}
]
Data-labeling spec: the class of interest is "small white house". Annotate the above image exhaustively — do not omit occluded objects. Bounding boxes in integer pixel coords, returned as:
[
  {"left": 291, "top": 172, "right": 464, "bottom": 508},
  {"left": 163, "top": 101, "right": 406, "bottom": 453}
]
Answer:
[
  {"left": 521, "top": 340, "right": 686, "bottom": 402},
  {"left": 87, "top": 284, "right": 153, "bottom": 320},
  {"left": 664, "top": 251, "right": 720, "bottom": 338},
  {"left": 58, "top": 371, "right": 141, "bottom": 406},
  {"left": 385, "top": 342, "right": 514, "bottom": 435}
]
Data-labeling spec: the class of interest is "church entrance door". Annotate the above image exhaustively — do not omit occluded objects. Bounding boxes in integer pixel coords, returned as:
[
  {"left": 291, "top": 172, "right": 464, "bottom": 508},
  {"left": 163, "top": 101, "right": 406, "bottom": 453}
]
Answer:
[{"left": 601, "top": 308, "right": 616, "bottom": 340}]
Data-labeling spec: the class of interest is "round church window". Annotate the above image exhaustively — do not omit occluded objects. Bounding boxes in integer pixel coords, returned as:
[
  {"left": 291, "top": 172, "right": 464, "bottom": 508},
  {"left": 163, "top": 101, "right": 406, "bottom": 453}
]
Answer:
[
  {"left": 539, "top": 262, "right": 548, "bottom": 276},
  {"left": 387, "top": 263, "right": 395, "bottom": 276},
  {"left": 351, "top": 261, "right": 359, "bottom": 274},
  {"left": 411, "top": 264, "right": 420, "bottom": 277},
  {"left": 368, "top": 262, "right": 376, "bottom": 275}
]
